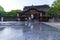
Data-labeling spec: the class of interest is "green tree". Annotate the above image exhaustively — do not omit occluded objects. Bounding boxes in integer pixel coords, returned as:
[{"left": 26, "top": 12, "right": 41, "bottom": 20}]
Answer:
[
  {"left": 0, "top": 6, "right": 5, "bottom": 17},
  {"left": 46, "top": 0, "right": 60, "bottom": 18},
  {"left": 7, "top": 9, "right": 21, "bottom": 17}
]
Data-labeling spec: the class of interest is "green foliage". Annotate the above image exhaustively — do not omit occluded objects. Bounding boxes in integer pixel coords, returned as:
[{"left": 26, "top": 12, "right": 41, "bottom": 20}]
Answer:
[
  {"left": 52, "top": 0, "right": 60, "bottom": 7},
  {"left": 46, "top": 0, "right": 60, "bottom": 17},
  {"left": 0, "top": 6, "right": 5, "bottom": 17},
  {"left": 0, "top": 5, "right": 22, "bottom": 17},
  {"left": 7, "top": 9, "right": 21, "bottom": 17}
]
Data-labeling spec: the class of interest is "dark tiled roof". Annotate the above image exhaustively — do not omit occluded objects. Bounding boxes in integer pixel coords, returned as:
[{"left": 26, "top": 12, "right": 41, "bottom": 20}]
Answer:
[
  {"left": 23, "top": 5, "right": 49, "bottom": 12},
  {"left": 19, "top": 11, "right": 26, "bottom": 15}
]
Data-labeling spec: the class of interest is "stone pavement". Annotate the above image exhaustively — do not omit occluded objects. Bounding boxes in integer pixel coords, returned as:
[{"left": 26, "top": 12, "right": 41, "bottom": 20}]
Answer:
[
  {"left": 42, "top": 22, "right": 60, "bottom": 29},
  {"left": 0, "top": 21, "right": 60, "bottom": 40}
]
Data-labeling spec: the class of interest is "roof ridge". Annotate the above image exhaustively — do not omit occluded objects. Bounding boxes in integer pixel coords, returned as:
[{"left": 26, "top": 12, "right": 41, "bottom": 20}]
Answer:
[{"left": 24, "top": 5, "right": 49, "bottom": 7}]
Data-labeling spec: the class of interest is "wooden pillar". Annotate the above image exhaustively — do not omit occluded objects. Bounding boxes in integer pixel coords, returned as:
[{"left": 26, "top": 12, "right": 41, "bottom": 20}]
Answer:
[
  {"left": 17, "top": 13, "right": 20, "bottom": 21},
  {"left": 1, "top": 17, "right": 3, "bottom": 22},
  {"left": 40, "top": 12, "right": 42, "bottom": 21}
]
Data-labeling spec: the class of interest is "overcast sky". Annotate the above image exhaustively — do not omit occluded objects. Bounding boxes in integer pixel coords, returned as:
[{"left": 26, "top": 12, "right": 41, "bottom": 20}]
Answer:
[{"left": 0, "top": 0, "right": 54, "bottom": 12}]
